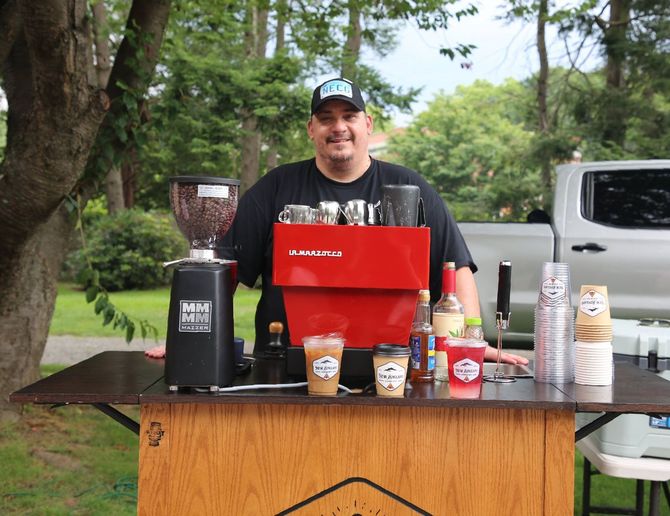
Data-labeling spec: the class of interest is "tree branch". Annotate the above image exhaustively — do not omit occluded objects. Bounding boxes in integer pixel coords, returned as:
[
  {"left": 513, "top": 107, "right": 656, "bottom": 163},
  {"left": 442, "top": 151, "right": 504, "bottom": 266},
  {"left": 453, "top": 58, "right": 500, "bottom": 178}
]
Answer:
[{"left": 79, "top": 0, "right": 171, "bottom": 192}]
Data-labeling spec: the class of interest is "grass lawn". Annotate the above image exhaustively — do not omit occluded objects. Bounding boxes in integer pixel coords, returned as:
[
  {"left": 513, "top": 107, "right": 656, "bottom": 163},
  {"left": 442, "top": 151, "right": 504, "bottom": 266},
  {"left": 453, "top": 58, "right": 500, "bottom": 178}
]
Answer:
[
  {"left": 1, "top": 369, "right": 140, "bottom": 515},
  {"left": 50, "top": 283, "right": 260, "bottom": 344}
]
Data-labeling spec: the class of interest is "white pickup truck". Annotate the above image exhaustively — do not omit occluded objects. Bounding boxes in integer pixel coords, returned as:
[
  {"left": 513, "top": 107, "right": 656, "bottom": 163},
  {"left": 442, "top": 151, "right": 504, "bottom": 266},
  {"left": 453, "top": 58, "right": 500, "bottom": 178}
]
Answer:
[{"left": 458, "top": 160, "right": 670, "bottom": 345}]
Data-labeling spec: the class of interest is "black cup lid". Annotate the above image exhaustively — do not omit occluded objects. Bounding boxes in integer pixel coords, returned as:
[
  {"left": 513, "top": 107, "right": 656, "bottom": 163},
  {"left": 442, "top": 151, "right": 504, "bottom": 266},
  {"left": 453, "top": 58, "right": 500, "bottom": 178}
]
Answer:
[
  {"left": 373, "top": 344, "right": 411, "bottom": 356},
  {"left": 169, "top": 176, "right": 240, "bottom": 186}
]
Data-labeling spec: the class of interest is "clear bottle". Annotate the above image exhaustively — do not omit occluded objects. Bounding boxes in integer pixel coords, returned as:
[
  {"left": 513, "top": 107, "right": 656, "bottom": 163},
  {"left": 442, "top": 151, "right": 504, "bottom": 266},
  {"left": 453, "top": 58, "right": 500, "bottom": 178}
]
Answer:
[
  {"left": 464, "top": 317, "right": 484, "bottom": 340},
  {"left": 409, "top": 289, "right": 435, "bottom": 383},
  {"left": 432, "top": 262, "right": 464, "bottom": 381}
]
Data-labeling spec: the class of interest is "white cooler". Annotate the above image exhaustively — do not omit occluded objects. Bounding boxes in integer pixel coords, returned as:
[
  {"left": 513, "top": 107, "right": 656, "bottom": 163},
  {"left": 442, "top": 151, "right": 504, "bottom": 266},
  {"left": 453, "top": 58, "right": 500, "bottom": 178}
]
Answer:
[{"left": 577, "top": 318, "right": 670, "bottom": 459}]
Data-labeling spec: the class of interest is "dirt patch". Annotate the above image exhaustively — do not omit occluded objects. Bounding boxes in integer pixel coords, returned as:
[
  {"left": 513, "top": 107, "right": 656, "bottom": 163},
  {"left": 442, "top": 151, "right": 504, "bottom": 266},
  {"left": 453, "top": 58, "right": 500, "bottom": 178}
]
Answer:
[{"left": 31, "top": 448, "right": 82, "bottom": 471}]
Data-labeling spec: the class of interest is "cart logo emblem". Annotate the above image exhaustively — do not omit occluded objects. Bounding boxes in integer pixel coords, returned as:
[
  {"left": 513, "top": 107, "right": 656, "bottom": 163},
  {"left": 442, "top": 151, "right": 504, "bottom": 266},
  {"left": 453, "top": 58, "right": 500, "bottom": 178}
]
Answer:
[
  {"left": 147, "top": 422, "right": 164, "bottom": 447},
  {"left": 276, "top": 476, "right": 430, "bottom": 515},
  {"left": 179, "top": 300, "right": 212, "bottom": 332}
]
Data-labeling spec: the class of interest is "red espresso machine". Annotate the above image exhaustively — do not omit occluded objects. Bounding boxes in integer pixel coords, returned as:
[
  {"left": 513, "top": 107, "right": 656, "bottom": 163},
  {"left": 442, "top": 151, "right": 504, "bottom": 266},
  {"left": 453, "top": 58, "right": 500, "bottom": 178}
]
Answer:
[{"left": 273, "top": 223, "right": 430, "bottom": 377}]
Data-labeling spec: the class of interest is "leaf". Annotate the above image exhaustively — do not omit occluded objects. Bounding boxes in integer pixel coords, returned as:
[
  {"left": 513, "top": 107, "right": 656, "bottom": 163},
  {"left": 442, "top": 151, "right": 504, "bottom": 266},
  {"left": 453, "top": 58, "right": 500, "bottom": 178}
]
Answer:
[
  {"left": 80, "top": 269, "right": 93, "bottom": 285},
  {"left": 125, "top": 322, "right": 136, "bottom": 343},
  {"left": 85, "top": 286, "right": 99, "bottom": 303},
  {"left": 102, "top": 306, "right": 115, "bottom": 326},
  {"left": 94, "top": 295, "right": 107, "bottom": 315}
]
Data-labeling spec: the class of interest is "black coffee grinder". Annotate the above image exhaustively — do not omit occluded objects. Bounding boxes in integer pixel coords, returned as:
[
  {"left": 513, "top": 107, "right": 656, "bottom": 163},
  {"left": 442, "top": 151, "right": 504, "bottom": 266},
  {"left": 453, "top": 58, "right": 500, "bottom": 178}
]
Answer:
[{"left": 164, "top": 176, "right": 240, "bottom": 391}]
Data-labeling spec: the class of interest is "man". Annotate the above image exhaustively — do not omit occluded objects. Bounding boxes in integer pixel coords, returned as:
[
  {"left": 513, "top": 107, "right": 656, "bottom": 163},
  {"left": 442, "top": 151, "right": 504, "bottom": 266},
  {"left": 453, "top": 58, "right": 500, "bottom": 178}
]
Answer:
[{"left": 222, "top": 77, "right": 527, "bottom": 365}]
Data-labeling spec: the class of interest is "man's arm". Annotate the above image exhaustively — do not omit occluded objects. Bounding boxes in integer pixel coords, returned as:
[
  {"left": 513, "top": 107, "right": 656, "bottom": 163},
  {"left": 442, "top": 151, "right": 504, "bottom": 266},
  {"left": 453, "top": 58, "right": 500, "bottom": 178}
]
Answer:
[{"left": 455, "top": 266, "right": 480, "bottom": 318}]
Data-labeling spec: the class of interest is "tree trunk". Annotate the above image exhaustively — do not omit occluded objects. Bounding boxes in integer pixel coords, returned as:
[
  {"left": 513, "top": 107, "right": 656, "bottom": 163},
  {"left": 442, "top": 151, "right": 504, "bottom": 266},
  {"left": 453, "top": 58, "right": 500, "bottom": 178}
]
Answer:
[
  {"left": 0, "top": 208, "right": 75, "bottom": 422},
  {"left": 265, "top": 0, "right": 286, "bottom": 171},
  {"left": 602, "top": 0, "right": 631, "bottom": 146},
  {"left": 536, "top": 0, "right": 552, "bottom": 194},
  {"left": 106, "top": 166, "right": 125, "bottom": 214},
  {"left": 0, "top": 1, "right": 107, "bottom": 420},
  {"left": 239, "top": 3, "right": 268, "bottom": 194},
  {"left": 0, "top": 0, "right": 171, "bottom": 420},
  {"left": 341, "top": 2, "right": 362, "bottom": 79},
  {"left": 91, "top": 0, "right": 126, "bottom": 213},
  {"left": 91, "top": 0, "right": 112, "bottom": 87}
]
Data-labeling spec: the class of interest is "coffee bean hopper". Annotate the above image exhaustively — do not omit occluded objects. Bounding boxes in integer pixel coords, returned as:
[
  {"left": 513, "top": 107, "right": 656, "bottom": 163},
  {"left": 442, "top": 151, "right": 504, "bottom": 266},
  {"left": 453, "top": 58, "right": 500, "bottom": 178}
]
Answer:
[{"left": 164, "top": 176, "right": 240, "bottom": 391}]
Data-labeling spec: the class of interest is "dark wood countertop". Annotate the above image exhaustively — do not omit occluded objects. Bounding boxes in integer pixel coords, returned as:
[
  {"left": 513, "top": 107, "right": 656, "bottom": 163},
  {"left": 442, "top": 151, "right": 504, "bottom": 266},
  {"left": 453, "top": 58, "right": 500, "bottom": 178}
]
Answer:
[
  {"left": 555, "top": 363, "right": 670, "bottom": 414},
  {"left": 10, "top": 352, "right": 670, "bottom": 415},
  {"left": 9, "top": 351, "right": 164, "bottom": 405},
  {"left": 139, "top": 356, "right": 575, "bottom": 410}
]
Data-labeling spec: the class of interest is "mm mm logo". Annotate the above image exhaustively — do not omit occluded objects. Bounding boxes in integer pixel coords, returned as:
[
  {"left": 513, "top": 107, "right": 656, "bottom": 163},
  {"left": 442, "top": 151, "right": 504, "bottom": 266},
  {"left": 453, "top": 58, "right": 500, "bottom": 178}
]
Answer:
[{"left": 179, "top": 300, "right": 212, "bottom": 333}]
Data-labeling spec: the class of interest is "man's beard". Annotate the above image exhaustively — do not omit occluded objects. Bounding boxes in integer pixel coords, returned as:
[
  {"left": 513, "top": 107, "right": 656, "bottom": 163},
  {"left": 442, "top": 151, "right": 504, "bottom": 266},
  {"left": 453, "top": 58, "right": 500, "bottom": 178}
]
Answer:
[{"left": 327, "top": 152, "right": 354, "bottom": 164}]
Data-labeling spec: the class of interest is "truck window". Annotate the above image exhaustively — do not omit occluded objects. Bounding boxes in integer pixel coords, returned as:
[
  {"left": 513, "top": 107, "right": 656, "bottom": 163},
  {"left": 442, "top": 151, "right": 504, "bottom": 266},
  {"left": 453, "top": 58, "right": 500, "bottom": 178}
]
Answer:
[{"left": 582, "top": 169, "right": 670, "bottom": 228}]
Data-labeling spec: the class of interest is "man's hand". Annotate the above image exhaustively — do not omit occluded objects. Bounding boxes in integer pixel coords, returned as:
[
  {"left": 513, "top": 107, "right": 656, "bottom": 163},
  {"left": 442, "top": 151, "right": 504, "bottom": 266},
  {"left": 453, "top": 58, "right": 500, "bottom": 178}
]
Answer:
[
  {"left": 484, "top": 345, "right": 529, "bottom": 365},
  {"left": 145, "top": 344, "right": 166, "bottom": 359}
]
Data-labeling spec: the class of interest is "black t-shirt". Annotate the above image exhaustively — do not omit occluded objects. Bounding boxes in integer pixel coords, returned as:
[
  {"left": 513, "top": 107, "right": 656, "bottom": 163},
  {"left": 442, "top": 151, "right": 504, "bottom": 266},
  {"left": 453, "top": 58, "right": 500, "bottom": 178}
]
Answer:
[{"left": 223, "top": 158, "right": 475, "bottom": 355}]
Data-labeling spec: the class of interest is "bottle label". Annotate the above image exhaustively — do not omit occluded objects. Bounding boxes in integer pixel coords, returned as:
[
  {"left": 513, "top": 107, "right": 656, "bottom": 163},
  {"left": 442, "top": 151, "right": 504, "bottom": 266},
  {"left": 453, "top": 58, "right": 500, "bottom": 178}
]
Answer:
[
  {"left": 433, "top": 312, "right": 465, "bottom": 338},
  {"left": 410, "top": 335, "right": 436, "bottom": 371},
  {"left": 427, "top": 335, "right": 435, "bottom": 371},
  {"left": 410, "top": 335, "right": 421, "bottom": 369}
]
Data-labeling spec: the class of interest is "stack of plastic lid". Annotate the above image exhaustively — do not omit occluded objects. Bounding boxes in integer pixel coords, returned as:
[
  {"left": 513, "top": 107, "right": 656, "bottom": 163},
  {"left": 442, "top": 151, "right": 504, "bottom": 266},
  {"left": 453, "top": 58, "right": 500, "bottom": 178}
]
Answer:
[
  {"left": 533, "top": 262, "right": 575, "bottom": 383},
  {"left": 575, "top": 285, "right": 613, "bottom": 385}
]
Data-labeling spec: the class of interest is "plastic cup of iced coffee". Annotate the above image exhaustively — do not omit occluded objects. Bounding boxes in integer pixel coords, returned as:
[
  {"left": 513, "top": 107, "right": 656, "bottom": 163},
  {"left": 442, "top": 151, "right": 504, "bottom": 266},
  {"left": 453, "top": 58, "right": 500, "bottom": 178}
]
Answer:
[
  {"left": 302, "top": 334, "right": 344, "bottom": 396},
  {"left": 373, "top": 344, "right": 411, "bottom": 397},
  {"left": 446, "top": 337, "right": 487, "bottom": 399}
]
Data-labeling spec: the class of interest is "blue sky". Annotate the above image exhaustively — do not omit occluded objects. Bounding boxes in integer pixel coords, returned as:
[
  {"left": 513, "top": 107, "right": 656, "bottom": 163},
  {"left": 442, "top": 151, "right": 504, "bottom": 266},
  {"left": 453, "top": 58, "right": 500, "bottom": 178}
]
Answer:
[{"left": 365, "top": 1, "right": 600, "bottom": 125}]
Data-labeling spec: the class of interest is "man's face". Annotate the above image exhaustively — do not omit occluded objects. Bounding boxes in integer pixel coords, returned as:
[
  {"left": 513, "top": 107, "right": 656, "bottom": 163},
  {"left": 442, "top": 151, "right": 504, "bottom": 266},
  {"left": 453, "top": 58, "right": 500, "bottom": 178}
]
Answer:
[{"left": 307, "top": 99, "right": 372, "bottom": 175}]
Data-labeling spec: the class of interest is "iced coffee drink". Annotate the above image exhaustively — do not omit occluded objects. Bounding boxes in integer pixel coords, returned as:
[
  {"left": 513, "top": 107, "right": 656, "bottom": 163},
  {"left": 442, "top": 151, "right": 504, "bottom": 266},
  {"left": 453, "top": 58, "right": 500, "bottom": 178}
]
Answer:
[{"left": 303, "top": 335, "right": 344, "bottom": 396}]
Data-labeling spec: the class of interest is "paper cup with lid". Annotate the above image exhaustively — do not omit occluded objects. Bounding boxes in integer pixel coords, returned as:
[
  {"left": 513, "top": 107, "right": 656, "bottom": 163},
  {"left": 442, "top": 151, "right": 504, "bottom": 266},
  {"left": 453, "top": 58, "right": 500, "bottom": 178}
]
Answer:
[{"left": 373, "top": 344, "right": 411, "bottom": 397}]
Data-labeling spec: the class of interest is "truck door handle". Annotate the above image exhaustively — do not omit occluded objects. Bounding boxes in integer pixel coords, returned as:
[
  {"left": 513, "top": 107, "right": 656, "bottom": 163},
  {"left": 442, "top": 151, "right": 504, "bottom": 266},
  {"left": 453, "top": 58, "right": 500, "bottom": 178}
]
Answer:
[{"left": 571, "top": 242, "right": 608, "bottom": 253}]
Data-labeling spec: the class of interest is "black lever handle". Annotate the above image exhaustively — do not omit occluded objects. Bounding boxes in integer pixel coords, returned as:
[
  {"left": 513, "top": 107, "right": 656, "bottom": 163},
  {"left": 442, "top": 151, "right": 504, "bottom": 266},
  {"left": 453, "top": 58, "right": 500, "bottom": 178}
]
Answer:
[
  {"left": 648, "top": 350, "right": 660, "bottom": 373},
  {"left": 496, "top": 261, "right": 512, "bottom": 326},
  {"left": 571, "top": 242, "right": 608, "bottom": 253}
]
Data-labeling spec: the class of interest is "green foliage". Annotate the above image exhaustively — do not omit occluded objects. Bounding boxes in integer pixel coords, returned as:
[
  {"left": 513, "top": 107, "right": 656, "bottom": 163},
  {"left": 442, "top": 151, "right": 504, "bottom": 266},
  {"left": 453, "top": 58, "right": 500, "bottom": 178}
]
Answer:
[
  {"left": 134, "top": 4, "right": 312, "bottom": 209},
  {"left": 68, "top": 209, "right": 186, "bottom": 292},
  {"left": 84, "top": 6, "right": 161, "bottom": 187},
  {"left": 390, "top": 79, "right": 541, "bottom": 221}
]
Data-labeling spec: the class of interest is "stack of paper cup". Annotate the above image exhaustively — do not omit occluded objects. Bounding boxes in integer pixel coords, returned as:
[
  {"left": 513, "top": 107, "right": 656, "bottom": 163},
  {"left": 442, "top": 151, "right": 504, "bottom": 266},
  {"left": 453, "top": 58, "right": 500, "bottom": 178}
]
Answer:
[
  {"left": 534, "top": 262, "right": 575, "bottom": 383},
  {"left": 574, "top": 285, "right": 613, "bottom": 385}
]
